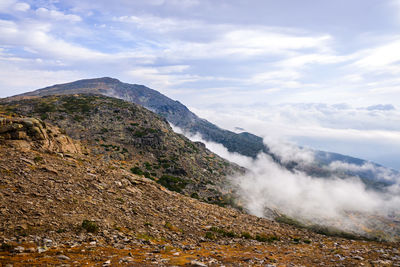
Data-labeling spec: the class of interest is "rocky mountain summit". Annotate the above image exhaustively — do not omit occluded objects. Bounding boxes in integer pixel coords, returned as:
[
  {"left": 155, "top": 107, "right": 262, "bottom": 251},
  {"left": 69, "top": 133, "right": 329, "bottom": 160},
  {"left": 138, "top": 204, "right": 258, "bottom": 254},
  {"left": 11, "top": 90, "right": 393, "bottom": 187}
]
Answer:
[{"left": 0, "top": 109, "right": 399, "bottom": 265}]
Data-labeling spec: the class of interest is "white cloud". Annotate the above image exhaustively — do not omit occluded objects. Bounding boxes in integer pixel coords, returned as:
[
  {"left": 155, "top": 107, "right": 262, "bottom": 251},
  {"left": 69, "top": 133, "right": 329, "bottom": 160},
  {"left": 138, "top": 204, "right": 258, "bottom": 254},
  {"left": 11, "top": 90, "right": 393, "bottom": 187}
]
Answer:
[
  {"left": 13, "top": 2, "right": 29, "bottom": 12},
  {"left": 192, "top": 103, "right": 400, "bottom": 169},
  {"left": 353, "top": 38, "right": 400, "bottom": 74},
  {"left": 0, "top": 59, "right": 83, "bottom": 97},
  {"left": 0, "top": 19, "right": 109, "bottom": 61},
  {"left": 223, "top": 30, "right": 331, "bottom": 54},
  {"left": 231, "top": 152, "right": 400, "bottom": 239},
  {"left": 171, "top": 125, "right": 254, "bottom": 168},
  {"left": 35, "top": 7, "right": 82, "bottom": 22},
  {"left": 126, "top": 65, "right": 199, "bottom": 89},
  {"left": 114, "top": 15, "right": 200, "bottom": 33},
  {"left": 174, "top": 124, "right": 400, "bottom": 239},
  {"left": 327, "top": 161, "right": 399, "bottom": 182},
  {"left": 0, "top": 0, "right": 16, "bottom": 12}
]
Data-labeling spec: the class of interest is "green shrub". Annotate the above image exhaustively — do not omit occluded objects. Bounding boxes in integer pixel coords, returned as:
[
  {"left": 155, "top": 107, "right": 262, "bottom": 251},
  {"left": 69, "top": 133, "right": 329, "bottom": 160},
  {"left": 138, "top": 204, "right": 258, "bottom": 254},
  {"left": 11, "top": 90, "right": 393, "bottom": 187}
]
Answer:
[
  {"left": 130, "top": 166, "right": 144, "bottom": 175},
  {"left": 241, "top": 232, "right": 252, "bottom": 239},
  {"left": 61, "top": 96, "right": 93, "bottom": 114},
  {"left": 133, "top": 130, "right": 146, "bottom": 137},
  {"left": 205, "top": 232, "right": 215, "bottom": 240},
  {"left": 34, "top": 156, "right": 43, "bottom": 163},
  {"left": 161, "top": 163, "right": 170, "bottom": 169},
  {"left": 144, "top": 162, "right": 152, "bottom": 170},
  {"left": 210, "top": 227, "right": 237, "bottom": 238},
  {"left": 275, "top": 215, "right": 305, "bottom": 228},
  {"left": 35, "top": 102, "right": 56, "bottom": 113},
  {"left": 156, "top": 175, "right": 187, "bottom": 193},
  {"left": 81, "top": 220, "right": 98, "bottom": 233},
  {"left": 0, "top": 243, "right": 14, "bottom": 252},
  {"left": 308, "top": 224, "right": 362, "bottom": 240},
  {"left": 190, "top": 192, "right": 199, "bottom": 199},
  {"left": 73, "top": 115, "right": 84, "bottom": 122}
]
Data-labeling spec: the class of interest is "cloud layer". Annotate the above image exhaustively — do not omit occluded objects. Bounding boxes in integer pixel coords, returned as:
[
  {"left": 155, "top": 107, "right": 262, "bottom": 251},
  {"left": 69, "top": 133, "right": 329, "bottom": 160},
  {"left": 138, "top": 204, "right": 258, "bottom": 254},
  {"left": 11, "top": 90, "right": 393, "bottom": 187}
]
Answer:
[
  {"left": 193, "top": 103, "right": 400, "bottom": 169},
  {"left": 1, "top": 1, "right": 400, "bottom": 170},
  {"left": 0, "top": 0, "right": 400, "bottom": 106},
  {"left": 175, "top": 125, "right": 400, "bottom": 239}
]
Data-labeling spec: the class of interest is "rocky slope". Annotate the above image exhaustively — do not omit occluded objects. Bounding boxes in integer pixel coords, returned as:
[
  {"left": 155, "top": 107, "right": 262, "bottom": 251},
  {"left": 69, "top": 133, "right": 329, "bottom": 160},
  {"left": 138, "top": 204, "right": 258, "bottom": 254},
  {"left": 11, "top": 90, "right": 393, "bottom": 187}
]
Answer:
[
  {"left": 7, "top": 77, "right": 398, "bottom": 190},
  {"left": 9, "top": 77, "right": 269, "bottom": 158},
  {"left": 0, "top": 113, "right": 399, "bottom": 266},
  {"left": 0, "top": 95, "right": 243, "bottom": 205}
]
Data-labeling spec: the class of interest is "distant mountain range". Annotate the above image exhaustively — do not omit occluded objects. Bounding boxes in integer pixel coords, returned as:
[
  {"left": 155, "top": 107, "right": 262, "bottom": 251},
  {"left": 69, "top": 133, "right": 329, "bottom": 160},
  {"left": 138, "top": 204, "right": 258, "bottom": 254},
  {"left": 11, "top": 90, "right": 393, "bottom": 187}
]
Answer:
[{"left": 6, "top": 77, "right": 399, "bottom": 189}]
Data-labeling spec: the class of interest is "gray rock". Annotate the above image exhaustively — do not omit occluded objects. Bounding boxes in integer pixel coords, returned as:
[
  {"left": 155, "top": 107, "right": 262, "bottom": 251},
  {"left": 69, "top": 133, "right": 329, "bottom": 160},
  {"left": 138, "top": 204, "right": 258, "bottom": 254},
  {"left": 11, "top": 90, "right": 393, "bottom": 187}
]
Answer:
[
  {"left": 37, "top": 247, "right": 48, "bottom": 253},
  {"left": 354, "top": 255, "right": 364, "bottom": 260},
  {"left": 58, "top": 255, "right": 71, "bottom": 261},
  {"left": 190, "top": 260, "right": 207, "bottom": 267},
  {"left": 13, "top": 246, "right": 25, "bottom": 253},
  {"left": 103, "top": 259, "right": 111, "bottom": 266},
  {"left": 43, "top": 238, "right": 53, "bottom": 246}
]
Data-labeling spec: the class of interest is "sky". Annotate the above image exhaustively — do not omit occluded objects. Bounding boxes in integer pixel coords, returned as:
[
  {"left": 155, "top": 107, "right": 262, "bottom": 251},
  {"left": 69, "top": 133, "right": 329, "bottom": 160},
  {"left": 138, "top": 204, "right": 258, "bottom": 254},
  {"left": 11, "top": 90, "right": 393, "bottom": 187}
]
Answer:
[{"left": 1, "top": 0, "right": 400, "bottom": 169}]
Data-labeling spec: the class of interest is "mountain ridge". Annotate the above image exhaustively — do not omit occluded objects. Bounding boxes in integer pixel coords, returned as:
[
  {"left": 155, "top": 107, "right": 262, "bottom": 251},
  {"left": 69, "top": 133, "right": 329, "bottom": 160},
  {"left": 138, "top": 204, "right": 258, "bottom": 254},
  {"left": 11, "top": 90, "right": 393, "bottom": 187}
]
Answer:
[
  {"left": 5, "top": 77, "right": 398, "bottom": 189},
  {"left": 8, "top": 77, "right": 269, "bottom": 158}
]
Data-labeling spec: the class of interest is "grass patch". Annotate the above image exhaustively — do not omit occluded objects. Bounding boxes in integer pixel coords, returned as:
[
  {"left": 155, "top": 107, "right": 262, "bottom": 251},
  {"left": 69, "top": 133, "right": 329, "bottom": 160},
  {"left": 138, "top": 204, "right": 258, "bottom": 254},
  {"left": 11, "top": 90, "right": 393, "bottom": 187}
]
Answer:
[
  {"left": 210, "top": 227, "right": 237, "bottom": 238},
  {"left": 164, "top": 222, "right": 181, "bottom": 232},
  {"left": 255, "top": 234, "right": 280, "bottom": 243},
  {"left": 308, "top": 224, "right": 365, "bottom": 240},
  {"left": 137, "top": 233, "right": 155, "bottom": 241},
  {"left": 276, "top": 214, "right": 371, "bottom": 241}
]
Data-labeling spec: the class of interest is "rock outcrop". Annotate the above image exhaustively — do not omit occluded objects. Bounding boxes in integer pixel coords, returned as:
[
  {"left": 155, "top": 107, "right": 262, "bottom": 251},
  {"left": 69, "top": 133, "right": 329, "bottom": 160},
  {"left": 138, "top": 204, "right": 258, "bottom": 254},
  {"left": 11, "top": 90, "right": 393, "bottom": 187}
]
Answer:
[{"left": 0, "top": 116, "right": 81, "bottom": 154}]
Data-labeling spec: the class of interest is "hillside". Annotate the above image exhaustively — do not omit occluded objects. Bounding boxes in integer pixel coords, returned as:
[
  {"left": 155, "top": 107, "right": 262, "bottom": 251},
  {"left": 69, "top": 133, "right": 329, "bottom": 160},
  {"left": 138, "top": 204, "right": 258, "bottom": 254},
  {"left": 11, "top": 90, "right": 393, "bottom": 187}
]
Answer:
[
  {"left": 0, "top": 94, "right": 243, "bottom": 205},
  {"left": 0, "top": 113, "right": 399, "bottom": 266},
  {"left": 8, "top": 77, "right": 398, "bottom": 190},
  {"left": 12, "top": 77, "right": 268, "bottom": 158}
]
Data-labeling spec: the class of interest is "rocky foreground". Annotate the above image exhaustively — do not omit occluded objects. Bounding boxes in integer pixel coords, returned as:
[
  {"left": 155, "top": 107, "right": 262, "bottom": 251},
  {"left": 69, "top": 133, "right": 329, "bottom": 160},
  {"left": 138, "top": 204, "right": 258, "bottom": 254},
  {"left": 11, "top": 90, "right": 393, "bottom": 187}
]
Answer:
[{"left": 0, "top": 113, "right": 399, "bottom": 266}]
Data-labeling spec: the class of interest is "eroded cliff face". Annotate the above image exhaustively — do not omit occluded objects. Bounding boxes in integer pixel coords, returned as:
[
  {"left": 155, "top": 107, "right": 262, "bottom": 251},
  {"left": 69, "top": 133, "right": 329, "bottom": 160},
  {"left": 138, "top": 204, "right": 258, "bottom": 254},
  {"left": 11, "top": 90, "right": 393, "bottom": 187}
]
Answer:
[{"left": 0, "top": 116, "right": 81, "bottom": 154}]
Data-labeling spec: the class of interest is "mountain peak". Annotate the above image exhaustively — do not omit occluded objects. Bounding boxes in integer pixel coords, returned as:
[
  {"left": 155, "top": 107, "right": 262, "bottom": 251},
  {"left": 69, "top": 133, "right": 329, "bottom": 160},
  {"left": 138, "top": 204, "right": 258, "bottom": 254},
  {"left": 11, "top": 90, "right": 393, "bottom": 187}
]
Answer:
[{"left": 83, "top": 77, "right": 121, "bottom": 84}]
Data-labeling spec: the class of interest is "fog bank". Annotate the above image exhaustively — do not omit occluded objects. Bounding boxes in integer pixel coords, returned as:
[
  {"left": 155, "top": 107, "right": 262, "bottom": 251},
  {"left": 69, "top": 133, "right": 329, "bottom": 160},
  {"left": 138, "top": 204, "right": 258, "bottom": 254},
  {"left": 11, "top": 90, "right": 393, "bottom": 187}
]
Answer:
[{"left": 173, "top": 125, "right": 400, "bottom": 238}]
